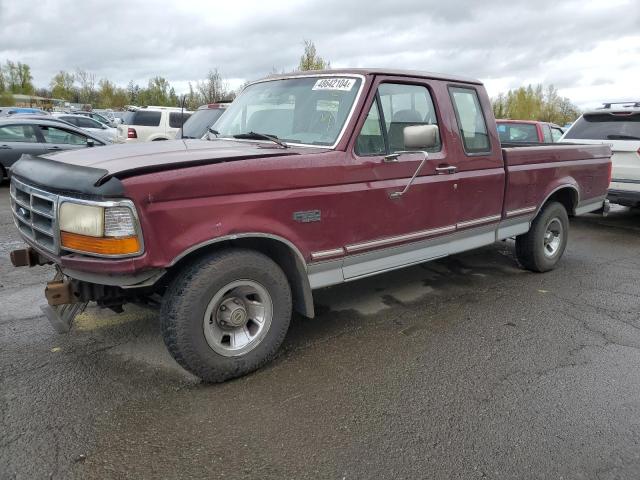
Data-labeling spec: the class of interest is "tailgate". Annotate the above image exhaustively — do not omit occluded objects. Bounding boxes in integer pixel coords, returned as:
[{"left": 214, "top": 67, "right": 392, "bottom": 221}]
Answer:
[{"left": 608, "top": 140, "right": 640, "bottom": 190}]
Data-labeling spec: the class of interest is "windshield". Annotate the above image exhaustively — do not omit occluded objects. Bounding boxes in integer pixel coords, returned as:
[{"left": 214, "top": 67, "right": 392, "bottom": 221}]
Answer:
[
  {"left": 182, "top": 108, "right": 225, "bottom": 138},
  {"left": 213, "top": 76, "right": 362, "bottom": 146},
  {"left": 564, "top": 113, "right": 640, "bottom": 140}
]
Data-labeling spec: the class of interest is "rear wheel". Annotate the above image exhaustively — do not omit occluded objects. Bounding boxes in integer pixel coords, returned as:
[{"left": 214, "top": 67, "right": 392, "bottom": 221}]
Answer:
[
  {"left": 160, "top": 248, "right": 292, "bottom": 382},
  {"left": 515, "top": 201, "right": 569, "bottom": 272}
]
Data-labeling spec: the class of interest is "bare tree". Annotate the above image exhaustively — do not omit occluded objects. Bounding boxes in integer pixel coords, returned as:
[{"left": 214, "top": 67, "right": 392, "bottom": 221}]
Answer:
[
  {"left": 197, "top": 69, "right": 228, "bottom": 104},
  {"left": 75, "top": 69, "right": 96, "bottom": 104}
]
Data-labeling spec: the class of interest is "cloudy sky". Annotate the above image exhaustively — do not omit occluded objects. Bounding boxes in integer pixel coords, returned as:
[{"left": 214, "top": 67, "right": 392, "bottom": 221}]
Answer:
[{"left": 1, "top": 0, "right": 638, "bottom": 108}]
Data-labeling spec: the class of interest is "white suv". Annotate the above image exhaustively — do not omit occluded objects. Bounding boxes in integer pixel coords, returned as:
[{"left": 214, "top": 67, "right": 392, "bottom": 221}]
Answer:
[
  {"left": 562, "top": 102, "right": 640, "bottom": 207},
  {"left": 116, "top": 107, "right": 192, "bottom": 143}
]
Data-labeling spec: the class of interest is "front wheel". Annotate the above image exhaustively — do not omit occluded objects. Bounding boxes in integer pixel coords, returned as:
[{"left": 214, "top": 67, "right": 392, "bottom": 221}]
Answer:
[
  {"left": 515, "top": 201, "right": 569, "bottom": 272},
  {"left": 160, "top": 248, "right": 292, "bottom": 382}
]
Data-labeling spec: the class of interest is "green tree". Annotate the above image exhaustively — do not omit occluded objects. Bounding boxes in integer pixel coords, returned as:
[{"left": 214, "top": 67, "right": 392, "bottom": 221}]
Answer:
[
  {"left": 0, "top": 90, "right": 14, "bottom": 106},
  {"left": 492, "top": 84, "right": 580, "bottom": 125},
  {"left": 298, "top": 40, "right": 329, "bottom": 71},
  {"left": 16, "top": 62, "right": 34, "bottom": 95},
  {"left": 3, "top": 60, "right": 34, "bottom": 94},
  {"left": 139, "top": 76, "right": 175, "bottom": 106},
  {"left": 50, "top": 70, "right": 76, "bottom": 100},
  {"left": 97, "top": 78, "right": 116, "bottom": 107}
]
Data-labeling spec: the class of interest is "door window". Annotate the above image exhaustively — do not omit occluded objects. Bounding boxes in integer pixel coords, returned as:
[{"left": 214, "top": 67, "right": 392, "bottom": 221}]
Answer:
[
  {"left": 0, "top": 125, "right": 38, "bottom": 143},
  {"left": 379, "top": 83, "right": 440, "bottom": 153},
  {"left": 39, "top": 126, "right": 88, "bottom": 145},
  {"left": 60, "top": 116, "right": 80, "bottom": 126},
  {"left": 542, "top": 124, "right": 553, "bottom": 143},
  {"left": 77, "top": 117, "right": 103, "bottom": 129},
  {"left": 449, "top": 87, "right": 490, "bottom": 153},
  {"left": 355, "top": 83, "right": 441, "bottom": 155}
]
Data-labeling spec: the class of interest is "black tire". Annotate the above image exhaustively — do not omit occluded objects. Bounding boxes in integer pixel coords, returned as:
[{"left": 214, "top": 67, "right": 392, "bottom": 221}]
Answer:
[
  {"left": 160, "top": 248, "right": 292, "bottom": 382},
  {"left": 515, "top": 201, "right": 569, "bottom": 272}
]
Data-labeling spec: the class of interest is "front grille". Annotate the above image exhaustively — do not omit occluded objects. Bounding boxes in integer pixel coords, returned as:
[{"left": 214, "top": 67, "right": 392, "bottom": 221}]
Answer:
[{"left": 10, "top": 178, "right": 59, "bottom": 254}]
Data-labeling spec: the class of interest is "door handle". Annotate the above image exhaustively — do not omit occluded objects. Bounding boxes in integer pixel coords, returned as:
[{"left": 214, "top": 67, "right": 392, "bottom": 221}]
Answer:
[
  {"left": 47, "top": 146, "right": 62, "bottom": 151},
  {"left": 382, "top": 153, "right": 399, "bottom": 163},
  {"left": 0, "top": 145, "right": 11, "bottom": 150},
  {"left": 435, "top": 165, "right": 457, "bottom": 175}
]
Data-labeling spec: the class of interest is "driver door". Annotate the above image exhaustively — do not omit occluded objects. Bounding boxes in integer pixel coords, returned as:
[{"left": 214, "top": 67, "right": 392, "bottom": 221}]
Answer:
[{"left": 341, "top": 80, "right": 458, "bottom": 279}]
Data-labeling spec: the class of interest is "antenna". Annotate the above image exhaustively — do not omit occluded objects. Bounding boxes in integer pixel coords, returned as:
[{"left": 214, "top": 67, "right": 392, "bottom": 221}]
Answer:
[{"left": 180, "top": 95, "right": 186, "bottom": 139}]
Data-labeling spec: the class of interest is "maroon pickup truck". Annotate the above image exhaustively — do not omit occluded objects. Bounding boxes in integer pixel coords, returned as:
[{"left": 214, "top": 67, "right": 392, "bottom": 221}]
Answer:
[{"left": 9, "top": 69, "right": 611, "bottom": 382}]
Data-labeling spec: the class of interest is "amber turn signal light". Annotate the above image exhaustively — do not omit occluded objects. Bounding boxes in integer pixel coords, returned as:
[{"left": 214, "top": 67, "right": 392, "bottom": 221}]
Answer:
[{"left": 61, "top": 231, "right": 141, "bottom": 256}]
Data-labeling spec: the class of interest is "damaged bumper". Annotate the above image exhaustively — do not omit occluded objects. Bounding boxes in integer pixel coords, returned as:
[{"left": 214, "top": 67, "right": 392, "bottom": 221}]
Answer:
[{"left": 10, "top": 246, "right": 165, "bottom": 334}]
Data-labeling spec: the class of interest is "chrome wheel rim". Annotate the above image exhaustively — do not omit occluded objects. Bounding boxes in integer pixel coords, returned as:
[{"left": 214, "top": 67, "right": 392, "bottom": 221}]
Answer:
[
  {"left": 543, "top": 218, "right": 563, "bottom": 258},
  {"left": 203, "top": 280, "right": 273, "bottom": 357}
]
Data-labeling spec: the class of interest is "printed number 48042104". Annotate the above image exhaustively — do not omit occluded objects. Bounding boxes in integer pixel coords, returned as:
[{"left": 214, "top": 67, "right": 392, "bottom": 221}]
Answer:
[{"left": 312, "top": 78, "right": 356, "bottom": 91}]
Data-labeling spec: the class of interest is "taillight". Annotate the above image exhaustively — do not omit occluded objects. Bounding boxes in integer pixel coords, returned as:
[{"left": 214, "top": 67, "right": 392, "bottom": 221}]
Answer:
[
  {"left": 127, "top": 128, "right": 137, "bottom": 139},
  {"left": 608, "top": 160, "right": 612, "bottom": 185}
]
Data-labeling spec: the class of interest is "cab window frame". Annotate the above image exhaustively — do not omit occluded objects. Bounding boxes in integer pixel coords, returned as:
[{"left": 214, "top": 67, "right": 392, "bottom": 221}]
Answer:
[
  {"left": 448, "top": 85, "right": 492, "bottom": 156},
  {"left": 354, "top": 81, "right": 442, "bottom": 157}
]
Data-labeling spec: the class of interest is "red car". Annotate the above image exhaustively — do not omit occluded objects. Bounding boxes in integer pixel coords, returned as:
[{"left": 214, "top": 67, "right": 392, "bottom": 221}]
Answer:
[
  {"left": 10, "top": 69, "right": 611, "bottom": 382},
  {"left": 497, "top": 119, "right": 565, "bottom": 144}
]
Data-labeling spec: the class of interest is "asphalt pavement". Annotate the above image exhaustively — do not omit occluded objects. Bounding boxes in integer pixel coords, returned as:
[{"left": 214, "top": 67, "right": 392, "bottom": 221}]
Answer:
[{"left": 1, "top": 183, "right": 640, "bottom": 480}]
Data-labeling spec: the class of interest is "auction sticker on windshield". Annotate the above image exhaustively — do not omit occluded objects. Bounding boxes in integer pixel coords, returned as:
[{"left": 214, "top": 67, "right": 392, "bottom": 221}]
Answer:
[{"left": 312, "top": 78, "right": 356, "bottom": 91}]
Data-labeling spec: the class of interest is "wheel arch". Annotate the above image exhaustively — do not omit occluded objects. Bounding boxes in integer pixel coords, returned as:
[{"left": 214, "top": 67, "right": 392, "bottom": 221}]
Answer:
[
  {"left": 537, "top": 184, "right": 579, "bottom": 217},
  {"left": 168, "top": 234, "right": 314, "bottom": 318}
]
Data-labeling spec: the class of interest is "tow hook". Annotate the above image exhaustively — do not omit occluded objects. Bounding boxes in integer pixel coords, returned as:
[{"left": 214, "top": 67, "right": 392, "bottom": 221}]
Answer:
[{"left": 602, "top": 199, "right": 611, "bottom": 217}]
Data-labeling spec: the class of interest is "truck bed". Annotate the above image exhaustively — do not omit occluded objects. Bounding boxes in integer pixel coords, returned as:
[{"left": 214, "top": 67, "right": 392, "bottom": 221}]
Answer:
[{"left": 501, "top": 143, "right": 612, "bottom": 218}]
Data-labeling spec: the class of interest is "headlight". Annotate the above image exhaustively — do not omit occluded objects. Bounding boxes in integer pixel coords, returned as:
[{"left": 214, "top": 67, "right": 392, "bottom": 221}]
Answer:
[{"left": 59, "top": 201, "right": 143, "bottom": 257}]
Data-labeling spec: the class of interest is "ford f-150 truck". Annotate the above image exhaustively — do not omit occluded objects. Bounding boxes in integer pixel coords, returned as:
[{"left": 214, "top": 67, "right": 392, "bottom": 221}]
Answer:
[{"left": 8, "top": 69, "right": 612, "bottom": 382}]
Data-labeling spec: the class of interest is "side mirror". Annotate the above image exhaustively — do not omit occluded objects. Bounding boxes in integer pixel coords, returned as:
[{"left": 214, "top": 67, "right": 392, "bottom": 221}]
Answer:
[
  {"left": 403, "top": 124, "right": 439, "bottom": 150},
  {"left": 86, "top": 138, "right": 95, "bottom": 148}
]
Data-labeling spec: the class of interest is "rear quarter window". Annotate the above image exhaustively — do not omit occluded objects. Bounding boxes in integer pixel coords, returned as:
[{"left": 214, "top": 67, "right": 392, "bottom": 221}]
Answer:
[
  {"left": 449, "top": 86, "right": 490, "bottom": 153},
  {"left": 565, "top": 113, "right": 640, "bottom": 140},
  {"left": 169, "top": 112, "right": 192, "bottom": 128},
  {"left": 131, "top": 111, "right": 161, "bottom": 127}
]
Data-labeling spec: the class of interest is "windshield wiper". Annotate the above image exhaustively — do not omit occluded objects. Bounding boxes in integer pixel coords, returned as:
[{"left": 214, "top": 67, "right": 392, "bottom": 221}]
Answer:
[
  {"left": 232, "top": 131, "right": 288, "bottom": 148},
  {"left": 607, "top": 134, "right": 640, "bottom": 140}
]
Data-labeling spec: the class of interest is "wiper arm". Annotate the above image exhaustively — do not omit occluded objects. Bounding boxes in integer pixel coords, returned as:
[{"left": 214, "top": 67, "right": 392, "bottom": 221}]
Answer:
[
  {"left": 607, "top": 134, "right": 640, "bottom": 140},
  {"left": 232, "top": 131, "right": 288, "bottom": 148}
]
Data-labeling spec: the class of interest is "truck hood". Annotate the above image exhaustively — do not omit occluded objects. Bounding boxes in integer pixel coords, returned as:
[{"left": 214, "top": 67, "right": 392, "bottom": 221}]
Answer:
[
  {"left": 11, "top": 139, "right": 323, "bottom": 196},
  {"left": 45, "top": 139, "right": 310, "bottom": 176}
]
